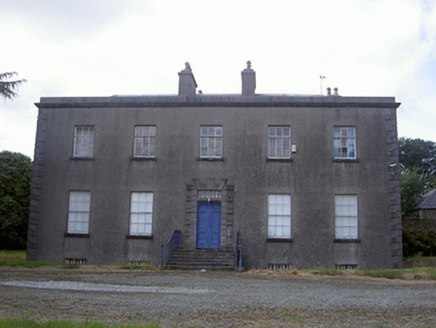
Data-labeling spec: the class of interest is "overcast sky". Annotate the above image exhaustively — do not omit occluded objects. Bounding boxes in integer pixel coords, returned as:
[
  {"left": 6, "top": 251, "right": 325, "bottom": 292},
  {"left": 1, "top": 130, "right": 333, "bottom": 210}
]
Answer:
[{"left": 1, "top": 0, "right": 435, "bottom": 159}]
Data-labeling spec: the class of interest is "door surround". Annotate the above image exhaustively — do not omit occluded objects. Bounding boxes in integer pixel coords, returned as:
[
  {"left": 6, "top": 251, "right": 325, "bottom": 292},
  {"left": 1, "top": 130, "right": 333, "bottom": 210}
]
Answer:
[{"left": 184, "top": 178, "right": 234, "bottom": 249}]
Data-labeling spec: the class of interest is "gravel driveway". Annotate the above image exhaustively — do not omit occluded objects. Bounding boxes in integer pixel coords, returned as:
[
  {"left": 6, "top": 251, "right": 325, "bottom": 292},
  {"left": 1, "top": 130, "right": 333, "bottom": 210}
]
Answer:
[{"left": 1, "top": 267, "right": 436, "bottom": 327}]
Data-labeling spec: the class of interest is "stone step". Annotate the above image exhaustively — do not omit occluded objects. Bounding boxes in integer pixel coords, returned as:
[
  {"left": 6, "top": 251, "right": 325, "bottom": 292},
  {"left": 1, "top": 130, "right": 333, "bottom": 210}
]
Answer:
[{"left": 167, "top": 248, "right": 235, "bottom": 271}]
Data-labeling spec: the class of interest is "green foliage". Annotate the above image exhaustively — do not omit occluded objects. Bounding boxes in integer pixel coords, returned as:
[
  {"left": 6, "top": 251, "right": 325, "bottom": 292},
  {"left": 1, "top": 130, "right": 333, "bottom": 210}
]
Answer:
[
  {"left": 0, "top": 151, "right": 32, "bottom": 249},
  {"left": 403, "top": 226, "right": 436, "bottom": 258},
  {"left": 355, "top": 267, "right": 436, "bottom": 280},
  {"left": 297, "top": 266, "right": 436, "bottom": 280},
  {"left": 0, "top": 72, "right": 27, "bottom": 100},
  {"left": 0, "top": 318, "right": 160, "bottom": 328},
  {"left": 399, "top": 169, "right": 426, "bottom": 215},
  {"left": 399, "top": 137, "right": 436, "bottom": 190},
  {"left": 0, "top": 250, "right": 26, "bottom": 262},
  {"left": 404, "top": 256, "right": 436, "bottom": 268},
  {"left": 398, "top": 137, "right": 436, "bottom": 216},
  {"left": 0, "top": 251, "right": 158, "bottom": 270}
]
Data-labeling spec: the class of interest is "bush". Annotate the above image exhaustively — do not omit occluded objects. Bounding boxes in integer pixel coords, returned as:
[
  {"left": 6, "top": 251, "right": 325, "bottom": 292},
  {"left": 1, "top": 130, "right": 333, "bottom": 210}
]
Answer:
[{"left": 403, "top": 225, "right": 436, "bottom": 257}]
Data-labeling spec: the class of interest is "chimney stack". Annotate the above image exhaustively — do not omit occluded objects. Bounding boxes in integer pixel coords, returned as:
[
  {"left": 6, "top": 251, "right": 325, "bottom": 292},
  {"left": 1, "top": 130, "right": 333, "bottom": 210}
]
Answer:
[
  {"left": 178, "top": 62, "right": 197, "bottom": 98},
  {"left": 241, "top": 61, "right": 256, "bottom": 96}
]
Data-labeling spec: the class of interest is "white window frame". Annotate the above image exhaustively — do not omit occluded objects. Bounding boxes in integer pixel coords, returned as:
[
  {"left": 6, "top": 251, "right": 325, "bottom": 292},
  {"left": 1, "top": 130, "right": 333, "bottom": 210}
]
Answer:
[
  {"left": 129, "top": 192, "right": 153, "bottom": 236},
  {"left": 268, "top": 126, "right": 291, "bottom": 159},
  {"left": 73, "top": 126, "right": 94, "bottom": 158},
  {"left": 200, "top": 126, "right": 223, "bottom": 158},
  {"left": 334, "top": 126, "right": 356, "bottom": 159},
  {"left": 133, "top": 126, "right": 156, "bottom": 158},
  {"left": 268, "top": 194, "right": 291, "bottom": 239},
  {"left": 335, "top": 195, "right": 358, "bottom": 239},
  {"left": 67, "top": 191, "right": 91, "bottom": 234}
]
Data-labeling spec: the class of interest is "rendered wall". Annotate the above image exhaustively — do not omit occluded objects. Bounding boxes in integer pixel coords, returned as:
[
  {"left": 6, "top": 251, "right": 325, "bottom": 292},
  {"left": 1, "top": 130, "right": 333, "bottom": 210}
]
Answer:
[{"left": 27, "top": 96, "right": 402, "bottom": 269}]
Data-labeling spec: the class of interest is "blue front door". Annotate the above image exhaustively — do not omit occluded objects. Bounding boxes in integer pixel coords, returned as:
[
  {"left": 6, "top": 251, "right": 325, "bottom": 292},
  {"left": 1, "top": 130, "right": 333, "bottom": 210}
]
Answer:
[{"left": 196, "top": 202, "right": 221, "bottom": 249}]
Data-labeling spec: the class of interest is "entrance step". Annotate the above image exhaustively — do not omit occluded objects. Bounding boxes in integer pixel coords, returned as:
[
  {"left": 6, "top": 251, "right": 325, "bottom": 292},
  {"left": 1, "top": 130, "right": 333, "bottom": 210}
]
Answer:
[{"left": 166, "top": 248, "right": 235, "bottom": 271}]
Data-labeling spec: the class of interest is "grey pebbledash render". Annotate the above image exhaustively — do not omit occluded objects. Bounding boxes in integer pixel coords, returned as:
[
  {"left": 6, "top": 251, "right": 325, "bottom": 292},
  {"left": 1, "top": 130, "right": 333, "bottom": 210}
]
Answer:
[{"left": 27, "top": 62, "right": 403, "bottom": 270}]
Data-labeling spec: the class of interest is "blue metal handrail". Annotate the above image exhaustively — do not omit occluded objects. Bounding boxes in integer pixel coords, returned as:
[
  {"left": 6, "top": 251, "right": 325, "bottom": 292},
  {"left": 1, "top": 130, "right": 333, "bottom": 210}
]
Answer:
[
  {"left": 234, "top": 231, "right": 242, "bottom": 269},
  {"left": 161, "top": 229, "right": 181, "bottom": 268}
]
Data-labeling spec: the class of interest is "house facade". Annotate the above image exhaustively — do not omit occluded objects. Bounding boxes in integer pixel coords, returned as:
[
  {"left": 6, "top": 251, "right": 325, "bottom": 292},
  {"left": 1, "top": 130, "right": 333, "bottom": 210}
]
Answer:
[{"left": 27, "top": 63, "right": 403, "bottom": 269}]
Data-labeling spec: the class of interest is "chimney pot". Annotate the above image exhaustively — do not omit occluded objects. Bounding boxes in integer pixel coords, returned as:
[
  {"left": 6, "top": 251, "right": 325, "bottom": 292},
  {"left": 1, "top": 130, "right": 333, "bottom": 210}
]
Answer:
[
  {"left": 334, "top": 87, "right": 339, "bottom": 96},
  {"left": 327, "top": 87, "right": 331, "bottom": 96}
]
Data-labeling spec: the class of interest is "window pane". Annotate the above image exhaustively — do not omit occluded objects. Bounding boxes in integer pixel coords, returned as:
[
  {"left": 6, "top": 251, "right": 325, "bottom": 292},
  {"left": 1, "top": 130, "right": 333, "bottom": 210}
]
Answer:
[
  {"left": 335, "top": 195, "right": 358, "bottom": 239},
  {"left": 130, "top": 192, "right": 153, "bottom": 236},
  {"left": 200, "top": 126, "right": 223, "bottom": 158},
  {"left": 67, "top": 191, "right": 90, "bottom": 234},
  {"left": 74, "top": 126, "right": 94, "bottom": 158},
  {"left": 133, "top": 126, "right": 156, "bottom": 157},
  {"left": 268, "top": 194, "right": 291, "bottom": 238},
  {"left": 334, "top": 127, "right": 356, "bottom": 159},
  {"left": 268, "top": 127, "right": 291, "bottom": 159}
]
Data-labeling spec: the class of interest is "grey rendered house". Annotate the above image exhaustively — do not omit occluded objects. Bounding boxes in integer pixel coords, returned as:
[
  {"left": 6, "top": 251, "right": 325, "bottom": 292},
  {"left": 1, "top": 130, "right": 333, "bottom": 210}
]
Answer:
[{"left": 27, "top": 63, "right": 403, "bottom": 269}]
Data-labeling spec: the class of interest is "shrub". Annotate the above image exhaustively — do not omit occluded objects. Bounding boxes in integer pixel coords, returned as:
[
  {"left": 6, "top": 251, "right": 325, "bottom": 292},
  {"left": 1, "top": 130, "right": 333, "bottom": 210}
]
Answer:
[{"left": 403, "top": 225, "right": 436, "bottom": 257}]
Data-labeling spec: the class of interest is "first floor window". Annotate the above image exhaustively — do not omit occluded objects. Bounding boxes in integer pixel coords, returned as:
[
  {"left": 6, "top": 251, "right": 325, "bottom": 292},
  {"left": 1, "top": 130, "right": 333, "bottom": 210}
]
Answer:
[
  {"left": 67, "top": 191, "right": 91, "bottom": 234},
  {"left": 334, "top": 126, "right": 356, "bottom": 159},
  {"left": 73, "top": 126, "right": 94, "bottom": 158},
  {"left": 268, "top": 194, "right": 291, "bottom": 238},
  {"left": 134, "top": 126, "right": 156, "bottom": 158},
  {"left": 200, "top": 126, "right": 223, "bottom": 158},
  {"left": 268, "top": 126, "right": 291, "bottom": 159},
  {"left": 335, "top": 195, "right": 358, "bottom": 239},
  {"left": 130, "top": 192, "right": 153, "bottom": 236}
]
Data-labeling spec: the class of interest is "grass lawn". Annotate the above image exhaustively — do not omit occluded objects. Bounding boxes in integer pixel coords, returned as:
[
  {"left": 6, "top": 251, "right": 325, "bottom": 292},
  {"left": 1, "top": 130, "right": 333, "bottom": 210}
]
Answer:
[
  {"left": 1, "top": 250, "right": 436, "bottom": 279},
  {"left": 0, "top": 318, "right": 160, "bottom": 328},
  {"left": 0, "top": 250, "right": 156, "bottom": 270}
]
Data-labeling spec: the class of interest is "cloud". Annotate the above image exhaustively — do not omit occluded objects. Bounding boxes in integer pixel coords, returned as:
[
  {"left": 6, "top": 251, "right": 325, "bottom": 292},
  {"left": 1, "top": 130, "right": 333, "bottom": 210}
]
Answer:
[
  {"left": 1, "top": 0, "right": 436, "bottom": 159},
  {"left": 0, "top": 0, "right": 145, "bottom": 41}
]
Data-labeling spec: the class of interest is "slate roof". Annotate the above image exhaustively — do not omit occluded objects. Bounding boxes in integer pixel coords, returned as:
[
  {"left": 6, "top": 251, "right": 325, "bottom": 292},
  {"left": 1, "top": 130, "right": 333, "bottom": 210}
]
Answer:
[{"left": 417, "top": 189, "right": 436, "bottom": 210}]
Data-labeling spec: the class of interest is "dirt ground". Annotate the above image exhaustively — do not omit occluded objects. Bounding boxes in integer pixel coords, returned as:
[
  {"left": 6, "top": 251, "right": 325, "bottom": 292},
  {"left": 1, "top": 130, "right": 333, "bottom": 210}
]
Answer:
[{"left": 1, "top": 266, "right": 436, "bottom": 327}]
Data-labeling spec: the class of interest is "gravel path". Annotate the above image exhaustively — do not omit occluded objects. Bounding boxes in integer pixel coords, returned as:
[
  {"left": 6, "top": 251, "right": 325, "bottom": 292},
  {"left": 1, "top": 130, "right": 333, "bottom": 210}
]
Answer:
[{"left": 1, "top": 267, "right": 436, "bottom": 327}]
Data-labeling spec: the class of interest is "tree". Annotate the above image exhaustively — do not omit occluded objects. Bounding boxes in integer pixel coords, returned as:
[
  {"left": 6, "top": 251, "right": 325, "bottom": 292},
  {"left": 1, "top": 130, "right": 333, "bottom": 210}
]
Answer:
[
  {"left": 399, "top": 137, "right": 436, "bottom": 216},
  {"left": 0, "top": 151, "right": 32, "bottom": 249},
  {"left": 0, "top": 72, "right": 27, "bottom": 99},
  {"left": 399, "top": 169, "right": 426, "bottom": 216},
  {"left": 399, "top": 137, "right": 436, "bottom": 189}
]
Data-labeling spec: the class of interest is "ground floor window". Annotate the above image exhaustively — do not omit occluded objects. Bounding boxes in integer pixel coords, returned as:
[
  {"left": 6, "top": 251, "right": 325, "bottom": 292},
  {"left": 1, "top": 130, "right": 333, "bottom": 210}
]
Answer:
[
  {"left": 335, "top": 195, "right": 358, "bottom": 239},
  {"left": 67, "top": 191, "right": 91, "bottom": 234},
  {"left": 268, "top": 194, "right": 291, "bottom": 238},
  {"left": 129, "top": 192, "right": 153, "bottom": 236}
]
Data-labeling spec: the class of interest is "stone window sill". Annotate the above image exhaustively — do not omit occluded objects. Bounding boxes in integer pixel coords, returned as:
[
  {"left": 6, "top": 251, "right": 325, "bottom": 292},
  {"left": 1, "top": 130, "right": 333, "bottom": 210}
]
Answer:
[
  {"left": 334, "top": 238, "right": 361, "bottom": 243},
  {"left": 333, "top": 159, "right": 359, "bottom": 163},
  {"left": 266, "top": 238, "right": 293, "bottom": 243},
  {"left": 64, "top": 233, "right": 90, "bottom": 238},
  {"left": 267, "top": 158, "right": 293, "bottom": 163},
  {"left": 197, "top": 157, "right": 224, "bottom": 162},
  {"left": 126, "top": 235, "right": 153, "bottom": 240},
  {"left": 70, "top": 157, "right": 94, "bottom": 161},
  {"left": 131, "top": 157, "right": 157, "bottom": 162}
]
